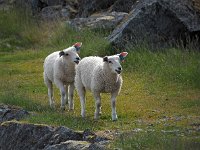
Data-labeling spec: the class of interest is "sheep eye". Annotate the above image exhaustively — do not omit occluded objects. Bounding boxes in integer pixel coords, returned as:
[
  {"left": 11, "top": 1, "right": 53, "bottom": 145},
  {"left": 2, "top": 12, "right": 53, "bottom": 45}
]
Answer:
[
  {"left": 65, "top": 53, "right": 69, "bottom": 56},
  {"left": 108, "top": 61, "right": 112, "bottom": 63}
]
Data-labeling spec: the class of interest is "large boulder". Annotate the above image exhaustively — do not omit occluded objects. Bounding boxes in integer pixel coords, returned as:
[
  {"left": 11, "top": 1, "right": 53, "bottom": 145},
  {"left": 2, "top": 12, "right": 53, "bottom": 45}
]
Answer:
[
  {"left": 0, "top": 121, "right": 107, "bottom": 150},
  {"left": 108, "top": 0, "right": 200, "bottom": 49},
  {"left": 68, "top": 11, "right": 128, "bottom": 30}
]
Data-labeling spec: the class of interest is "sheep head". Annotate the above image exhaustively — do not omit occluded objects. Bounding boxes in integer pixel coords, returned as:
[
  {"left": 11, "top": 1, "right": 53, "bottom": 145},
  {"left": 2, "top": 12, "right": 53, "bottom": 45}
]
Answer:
[
  {"left": 59, "top": 42, "right": 82, "bottom": 64},
  {"left": 103, "top": 52, "right": 128, "bottom": 74}
]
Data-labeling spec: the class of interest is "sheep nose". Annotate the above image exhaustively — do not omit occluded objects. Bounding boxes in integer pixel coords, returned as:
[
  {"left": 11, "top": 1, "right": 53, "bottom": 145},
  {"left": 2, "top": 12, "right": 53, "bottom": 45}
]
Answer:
[{"left": 118, "top": 67, "right": 122, "bottom": 71}]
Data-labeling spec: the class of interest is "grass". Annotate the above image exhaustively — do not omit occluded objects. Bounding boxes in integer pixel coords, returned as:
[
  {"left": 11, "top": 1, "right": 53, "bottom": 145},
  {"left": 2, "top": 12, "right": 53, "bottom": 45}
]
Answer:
[
  {"left": 0, "top": 7, "right": 200, "bottom": 149},
  {"left": 113, "top": 131, "right": 200, "bottom": 150}
]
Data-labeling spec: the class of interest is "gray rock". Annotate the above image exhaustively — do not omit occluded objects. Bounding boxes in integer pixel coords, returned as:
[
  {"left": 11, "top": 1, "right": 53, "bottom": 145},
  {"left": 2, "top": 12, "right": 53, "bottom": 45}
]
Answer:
[
  {"left": 0, "top": 0, "right": 4, "bottom": 4},
  {"left": 109, "top": 0, "right": 137, "bottom": 13},
  {"left": 40, "top": 4, "right": 78, "bottom": 20},
  {"left": 0, "top": 104, "right": 29, "bottom": 123},
  {"left": 77, "top": 0, "right": 117, "bottom": 17},
  {"left": 43, "top": 0, "right": 65, "bottom": 6},
  {"left": 0, "top": 121, "right": 82, "bottom": 150},
  {"left": 193, "top": 0, "right": 200, "bottom": 12},
  {"left": 68, "top": 11, "right": 128, "bottom": 30},
  {"left": 44, "top": 140, "right": 91, "bottom": 150},
  {"left": 0, "top": 121, "right": 108, "bottom": 150},
  {"left": 44, "top": 140, "right": 106, "bottom": 150},
  {"left": 108, "top": 0, "right": 200, "bottom": 49},
  {"left": 40, "top": 5, "right": 63, "bottom": 20}
]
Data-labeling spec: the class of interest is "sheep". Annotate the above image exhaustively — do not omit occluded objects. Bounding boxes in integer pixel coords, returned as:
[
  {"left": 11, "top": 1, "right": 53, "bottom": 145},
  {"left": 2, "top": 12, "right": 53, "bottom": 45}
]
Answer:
[
  {"left": 75, "top": 52, "right": 128, "bottom": 121},
  {"left": 43, "top": 42, "right": 82, "bottom": 110}
]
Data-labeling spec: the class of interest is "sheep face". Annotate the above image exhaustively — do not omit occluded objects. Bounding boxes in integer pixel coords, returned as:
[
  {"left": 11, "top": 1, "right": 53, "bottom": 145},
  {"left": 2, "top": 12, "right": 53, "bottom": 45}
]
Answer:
[
  {"left": 103, "top": 55, "right": 122, "bottom": 74},
  {"left": 59, "top": 48, "right": 81, "bottom": 64}
]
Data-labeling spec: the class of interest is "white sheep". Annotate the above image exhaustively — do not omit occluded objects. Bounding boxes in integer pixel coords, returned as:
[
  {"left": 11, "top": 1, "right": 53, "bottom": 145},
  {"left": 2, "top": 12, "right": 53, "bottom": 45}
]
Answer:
[
  {"left": 43, "top": 42, "right": 82, "bottom": 110},
  {"left": 75, "top": 52, "right": 128, "bottom": 121}
]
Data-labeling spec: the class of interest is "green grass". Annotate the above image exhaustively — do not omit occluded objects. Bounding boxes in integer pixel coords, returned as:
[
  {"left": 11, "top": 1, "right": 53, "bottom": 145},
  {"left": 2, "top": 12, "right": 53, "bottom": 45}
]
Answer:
[
  {"left": 0, "top": 7, "right": 200, "bottom": 149},
  {"left": 113, "top": 131, "right": 200, "bottom": 150}
]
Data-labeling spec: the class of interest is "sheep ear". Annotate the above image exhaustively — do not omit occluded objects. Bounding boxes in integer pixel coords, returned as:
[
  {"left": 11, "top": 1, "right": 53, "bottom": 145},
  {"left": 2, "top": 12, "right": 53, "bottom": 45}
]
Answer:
[
  {"left": 59, "top": 51, "right": 65, "bottom": 57},
  {"left": 73, "top": 42, "right": 82, "bottom": 52},
  {"left": 119, "top": 52, "right": 128, "bottom": 57},
  {"left": 119, "top": 52, "right": 128, "bottom": 62},
  {"left": 103, "top": 56, "right": 108, "bottom": 62}
]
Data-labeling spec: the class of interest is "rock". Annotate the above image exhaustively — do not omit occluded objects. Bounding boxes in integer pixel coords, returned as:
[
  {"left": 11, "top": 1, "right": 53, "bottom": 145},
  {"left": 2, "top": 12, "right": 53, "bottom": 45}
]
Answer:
[
  {"left": 8, "top": 0, "right": 78, "bottom": 19},
  {"left": 40, "top": 3, "right": 78, "bottom": 20},
  {"left": 83, "top": 129, "right": 97, "bottom": 143},
  {"left": 0, "top": 121, "right": 108, "bottom": 150},
  {"left": 108, "top": 0, "right": 200, "bottom": 49},
  {"left": 31, "top": 0, "right": 48, "bottom": 14},
  {"left": 109, "top": 0, "right": 137, "bottom": 13},
  {"left": 43, "top": 0, "right": 65, "bottom": 6},
  {"left": 42, "top": 0, "right": 78, "bottom": 18},
  {"left": 0, "top": 0, "right": 4, "bottom": 4},
  {"left": 40, "top": 5, "right": 64, "bottom": 20},
  {"left": 193, "top": 0, "right": 200, "bottom": 12},
  {"left": 0, "top": 104, "right": 29, "bottom": 123},
  {"left": 44, "top": 140, "right": 106, "bottom": 150},
  {"left": 77, "top": 0, "right": 117, "bottom": 17},
  {"left": 68, "top": 11, "right": 128, "bottom": 30},
  {"left": 44, "top": 140, "right": 91, "bottom": 150}
]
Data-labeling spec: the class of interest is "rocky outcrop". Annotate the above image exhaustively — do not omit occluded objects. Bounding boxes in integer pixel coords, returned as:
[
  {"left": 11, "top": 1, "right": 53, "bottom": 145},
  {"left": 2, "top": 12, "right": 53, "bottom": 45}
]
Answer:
[
  {"left": 108, "top": 0, "right": 200, "bottom": 49},
  {"left": 0, "top": 104, "right": 29, "bottom": 123},
  {"left": 0, "top": 121, "right": 108, "bottom": 150},
  {"left": 68, "top": 11, "right": 128, "bottom": 30},
  {"left": 0, "top": 104, "right": 109, "bottom": 150}
]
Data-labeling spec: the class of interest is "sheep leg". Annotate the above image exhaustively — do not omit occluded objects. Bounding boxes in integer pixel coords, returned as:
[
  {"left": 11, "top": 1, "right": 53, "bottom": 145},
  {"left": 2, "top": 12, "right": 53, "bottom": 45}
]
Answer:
[
  {"left": 55, "top": 79, "right": 66, "bottom": 111},
  {"left": 48, "top": 84, "right": 55, "bottom": 109},
  {"left": 68, "top": 83, "right": 75, "bottom": 110},
  {"left": 93, "top": 92, "right": 101, "bottom": 120},
  {"left": 44, "top": 75, "right": 55, "bottom": 108},
  {"left": 80, "top": 88, "right": 86, "bottom": 118},
  {"left": 111, "top": 92, "right": 118, "bottom": 121},
  {"left": 64, "top": 85, "right": 68, "bottom": 105},
  {"left": 77, "top": 86, "right": 86, "bottom": 117}
]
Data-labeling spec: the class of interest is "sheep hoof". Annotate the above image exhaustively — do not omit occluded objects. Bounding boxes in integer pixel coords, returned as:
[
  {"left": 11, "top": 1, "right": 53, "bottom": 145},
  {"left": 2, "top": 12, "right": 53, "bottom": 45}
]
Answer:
[
  {"left": 81, "top": 113, "right": 86, "bottom": 118},
  {"left": 112, "top": 114, "right": 118, "bottom": 121},
  {"left": 50, "top": 104, "right": 56, "bottom": 110},
  {"left": 60, "top": 106, "right": 65, "bottom": 111},
  {"left": 68, "top": 109, "right": 74, "bottom": 112},
  {"left": 94, "top": 117, "right": 99, "bottom": 120},
  {"left": 99, "top": 111, "right": 102, "bottom": 116},
  {"left": 69, "top": 105, "right": 74, "bottom": 110},
  {"left": 94, "top": 114, "right": 100, "bottom": 120}
]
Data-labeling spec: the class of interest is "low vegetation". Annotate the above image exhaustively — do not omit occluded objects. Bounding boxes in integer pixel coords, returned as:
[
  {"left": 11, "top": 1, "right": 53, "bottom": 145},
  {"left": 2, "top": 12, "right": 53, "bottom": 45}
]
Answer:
[{"left": 0, "top": 8, "right": 200, "bottom": 149}]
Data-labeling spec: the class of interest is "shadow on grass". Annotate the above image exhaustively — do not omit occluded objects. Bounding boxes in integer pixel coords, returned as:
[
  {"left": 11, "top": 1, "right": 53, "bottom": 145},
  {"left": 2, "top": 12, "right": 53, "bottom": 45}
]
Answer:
[
  {"left": 0, "top": 92, "right": 50, "bottom": 112},
  {"left": 26, "top": 112, "right": 107, "bottom": 131},
  {"left": 0, "top": 91, "right": 109, "bottom": 130}
]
